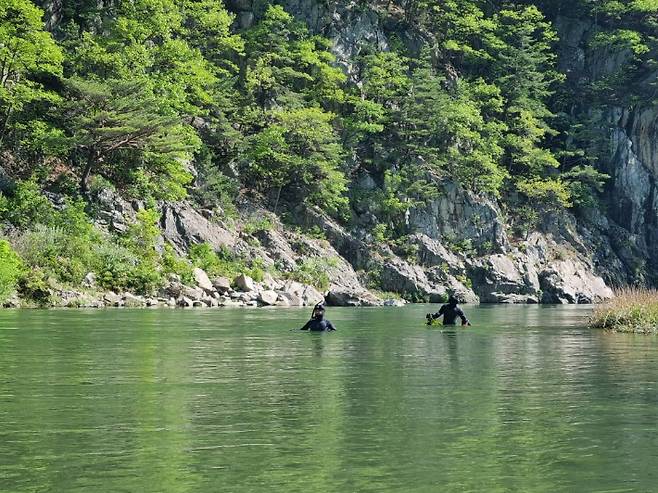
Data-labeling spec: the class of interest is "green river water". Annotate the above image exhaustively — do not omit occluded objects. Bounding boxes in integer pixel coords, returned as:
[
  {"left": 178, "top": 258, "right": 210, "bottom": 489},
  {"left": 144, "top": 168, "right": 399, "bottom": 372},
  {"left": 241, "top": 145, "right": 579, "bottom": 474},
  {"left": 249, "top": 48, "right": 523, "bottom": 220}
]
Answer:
[{"left": 1, "top": 305, "right": 658, "bottom": 492}]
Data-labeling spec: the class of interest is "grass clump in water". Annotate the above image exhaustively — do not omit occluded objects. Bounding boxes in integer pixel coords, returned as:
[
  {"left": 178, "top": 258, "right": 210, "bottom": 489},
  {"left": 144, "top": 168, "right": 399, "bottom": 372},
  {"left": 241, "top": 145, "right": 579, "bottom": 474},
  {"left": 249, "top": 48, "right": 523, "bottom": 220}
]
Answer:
[{"left": 590, "top": 288, "right": 658, "bottom": 334}]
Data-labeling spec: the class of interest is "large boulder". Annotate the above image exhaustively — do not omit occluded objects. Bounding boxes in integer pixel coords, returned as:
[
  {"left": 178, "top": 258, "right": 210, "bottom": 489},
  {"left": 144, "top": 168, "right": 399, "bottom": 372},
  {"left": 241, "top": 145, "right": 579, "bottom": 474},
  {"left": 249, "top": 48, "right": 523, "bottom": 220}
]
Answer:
[
  {"left": 258, "top": 290, "right": 278, "bottom": 306},
  {"left": 160, "top": 203, "right": 235, "bottom": 254},
  {"left": 468, "top": 254, "right": 539, "bottom": 303},
  {"left": 300, "top": 285, "right": 324, "bottom": 306},
  {"left": 103, "top": 291, "right": 122, "bottom": 306},
  {"left": 82, "top": 272, "right": 97, "bottom": 288},
  {"left": 234, "top": 274, "right": 256, "bottom": 292},
  {"left": 162, "top": 280, "right": 184, "bottom": 298},
  {"left": 178, "top": 296, "right": 194, "bottom": 308},
  {"left": 193, "top": 268, "right": 214, "bottom": 292},
  {"left": 326, "top": 289, "right": 381, "bottom": 307},
  {"left": 539, "top": 260, "right": 614, "bottom": 304},
  {"left": 279, "top": 291, "right": 303, "bottom": 306},
  {"left": 123, "top": 293, "right": 145, "bottom": 307},
  {"left": 212, "top": 277, "right": 231, "bottom": 293},
  {"left": 181, "top": 285, "right": 204, "bottom": 300},
  {"left": 379, "top": 257, "right": 445, "bottom": 301},
  {"left": 410, "top": 233, "right": 464, "bottom": 273},
  {"left": 281, "top": 280, "right": 305, "bottom": 297}
]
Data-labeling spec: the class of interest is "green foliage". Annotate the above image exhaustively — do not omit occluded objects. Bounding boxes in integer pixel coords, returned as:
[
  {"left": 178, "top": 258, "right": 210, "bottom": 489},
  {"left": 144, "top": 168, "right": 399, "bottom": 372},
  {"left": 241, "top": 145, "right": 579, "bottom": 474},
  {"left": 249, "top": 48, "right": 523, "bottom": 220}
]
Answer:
[
  {"left": 4, "top": 182, "right": 105, "bottom": 286},
  {"left": 589, "top": 29, "right": 649, "bottom": 54},
  {"left": 391, "top": 236, "right": 420, "bottom": 262},
  {"left": 0, "top": 0, "right": 654, "bottom": 301},
  {"left": 188, "top": 242, "right": 263, "bottom": 280},
  {"left": 242, "top": 5, "right": 346, "bottom": 110},
  {"left": 192, "top": 145, "right": 239, "bottom": 215},
  {"left": 444, "top": 236, "right": 476, "bottom": 256},
  {"left": 516, "top": 178, "right": 573, "bottom": 209},
  {"left": 241, "top": 107, "right": 347, "bottom": 215},
  {"left": 64, "top": 77, "right": 198, "bottom": 198},
  {"left": 161, "top": 243, "right": 195, "bottom": 284},
  {"left": 563, "top": 165, "right": 610, "bottom": 208},
  {"left": 591, "top": 288, "right": 658, "bottom": 334},
  {"left": 0, "top": 240, "right": 23, "bottom": 301},
  {"left": 492, "top": 6, "right": 563, "bottom": 180},
  {"left": 396, "top": 56, "right": 508, "bottom": 195},
  {"left": 93, "top": 242, "right": 143, "bottom": 293},
  {"left": 513, "top": 206, "right": 540, "bottom": 238},
  {"left": 14, "top": 224, "right": 90, "bottom": 285},
  {"left": 120, "top": 209, "right": 163, "bottom": 294},
  {"left": 286, "top": 257, "right": 339, "bottom": 291},
  {"left": 372, "top": 223, "right": 389, "bottom": 243},
  {"left": 0, "top": 178, "right": 54, "bottom": 228},
  {"left": 243, "top": 217, "right": 274, "bottom": 235},
  {"left": 17, "top": 268, "right": 52, "bottom": 305},
  {"left": 0, "top": 0, "right": 63, "bottom": 153}
]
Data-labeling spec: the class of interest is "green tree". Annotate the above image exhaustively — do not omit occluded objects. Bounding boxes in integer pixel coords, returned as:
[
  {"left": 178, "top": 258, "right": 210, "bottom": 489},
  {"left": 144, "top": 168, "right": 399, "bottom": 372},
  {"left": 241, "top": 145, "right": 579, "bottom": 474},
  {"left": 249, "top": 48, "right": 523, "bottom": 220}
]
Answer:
[
  {"left": 241, "top": 5, "right": 346, "bottom": 112},
  {"left": 0, "top": 239, "right": 23, "bottom": 301},
  {"left": 64, "top": 78, "right": 198, "bottom": 198},
  {"left": 0, "top": 0, "right": 63, "bottom": 149},
  {"left": 241, "top": 107, "right": 347, "bottom": 215},
  {"left": 397, "top": 54, "right": 507, "bottom": 195},
  {"left": 492, "top": 6, "right": 564, "bottom": 180}
]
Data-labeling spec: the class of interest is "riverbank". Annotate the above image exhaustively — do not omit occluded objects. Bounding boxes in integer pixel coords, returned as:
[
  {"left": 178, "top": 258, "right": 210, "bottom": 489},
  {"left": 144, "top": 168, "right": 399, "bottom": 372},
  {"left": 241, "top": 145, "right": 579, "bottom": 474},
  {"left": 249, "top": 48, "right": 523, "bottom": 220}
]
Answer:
[
  {"left": 1, "top": 268, "right": 406, "bottom": 309},
  {"left": 590, "top": 289, "right": 658, "bottom": 334}
]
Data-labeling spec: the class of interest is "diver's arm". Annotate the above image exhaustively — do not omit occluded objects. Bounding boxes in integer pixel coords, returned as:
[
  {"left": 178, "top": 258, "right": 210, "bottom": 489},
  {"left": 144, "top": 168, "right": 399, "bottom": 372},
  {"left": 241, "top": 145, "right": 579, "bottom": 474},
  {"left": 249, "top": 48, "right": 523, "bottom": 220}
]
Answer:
[
  {"left": 326, "top": 320, "right": 336, "bottom": 331},
  {"left": 434, "top": 305, "right": 446, "bottom": 319},
  {"left": 426, "top": 305, "right": 444, "bottom": 324},
  {"left": 457, "top": 308, "right": 471, "bottom": 326}
]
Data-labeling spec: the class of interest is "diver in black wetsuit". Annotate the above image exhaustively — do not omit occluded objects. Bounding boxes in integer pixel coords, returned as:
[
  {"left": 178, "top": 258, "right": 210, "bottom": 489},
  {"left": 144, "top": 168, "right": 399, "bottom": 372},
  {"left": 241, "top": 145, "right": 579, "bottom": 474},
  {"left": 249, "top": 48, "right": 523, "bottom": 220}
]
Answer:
[
  {"left": 300, "top": 303, "right": 336, "bottom": 331},
  {"left": 426, "top": 296, "right": 471, "bottom": 326}
]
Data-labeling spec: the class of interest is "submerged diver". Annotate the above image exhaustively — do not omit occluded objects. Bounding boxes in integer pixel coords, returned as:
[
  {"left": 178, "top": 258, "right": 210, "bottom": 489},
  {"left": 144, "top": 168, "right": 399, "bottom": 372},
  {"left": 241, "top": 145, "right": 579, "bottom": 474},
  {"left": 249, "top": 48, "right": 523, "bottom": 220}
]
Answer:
[
  {"left": 300, "top": 302, "right": 336, "bottom": 332},
  {"left": 426, "top": 296, "right": 471, "bottom": 326}
]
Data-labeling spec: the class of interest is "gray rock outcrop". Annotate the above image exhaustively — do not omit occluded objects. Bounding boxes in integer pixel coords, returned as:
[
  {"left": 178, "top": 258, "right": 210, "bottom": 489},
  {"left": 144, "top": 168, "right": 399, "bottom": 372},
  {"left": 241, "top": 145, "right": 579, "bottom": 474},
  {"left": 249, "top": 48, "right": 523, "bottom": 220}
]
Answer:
[
  {"left": 258, "top": 290, "right": 279, "bottom": 306},
  {"left": 234, "top": 274, "right": 256, "bottom": 292},
  {"left": 193, "top": 268, "right": 213, "bottom": 292},
  {"left": 539, "top": 260, "right": 614, "bottom": 304},
  {"left": 468, "top": 254, "right": 540, "bottom": 304},
  {"left": 326, "top": 289, "right": 381, "bottom": 307},
  {"left": 161, "top": 203, "right": 235, "bottom": 254}
]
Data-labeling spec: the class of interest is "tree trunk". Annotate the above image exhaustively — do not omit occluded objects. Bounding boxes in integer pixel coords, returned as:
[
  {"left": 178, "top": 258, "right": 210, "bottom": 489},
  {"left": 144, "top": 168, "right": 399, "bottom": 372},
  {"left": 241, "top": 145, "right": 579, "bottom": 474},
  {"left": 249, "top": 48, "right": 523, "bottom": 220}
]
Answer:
[
  {"left": 273, "top": 185, "right": 283, "bottom": 214},
  {"left": 80, "top": 150, "right": 98, "bottom": 195}
]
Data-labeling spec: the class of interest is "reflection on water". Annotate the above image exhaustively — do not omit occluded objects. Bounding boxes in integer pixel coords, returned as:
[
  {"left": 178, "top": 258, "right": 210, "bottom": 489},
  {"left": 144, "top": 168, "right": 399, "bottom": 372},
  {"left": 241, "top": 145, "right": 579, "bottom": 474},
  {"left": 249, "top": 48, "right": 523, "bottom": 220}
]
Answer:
[{"left": 1, "top": 305, "right": 658, "bottom": 492}]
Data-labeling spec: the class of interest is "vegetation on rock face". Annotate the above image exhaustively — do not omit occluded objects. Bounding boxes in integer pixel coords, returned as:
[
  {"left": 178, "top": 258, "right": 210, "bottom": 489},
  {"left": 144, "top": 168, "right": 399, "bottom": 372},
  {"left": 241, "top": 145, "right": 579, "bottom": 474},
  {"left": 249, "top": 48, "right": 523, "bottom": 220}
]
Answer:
[
  {"left": 590, "top": 288, "right": 658, "bottom": 333},
  {"left": 0, "top": 0, "right": 656, "bottom": 301},
  {"left": 0, "top": 240, "right": 23, "bottom": 301}
]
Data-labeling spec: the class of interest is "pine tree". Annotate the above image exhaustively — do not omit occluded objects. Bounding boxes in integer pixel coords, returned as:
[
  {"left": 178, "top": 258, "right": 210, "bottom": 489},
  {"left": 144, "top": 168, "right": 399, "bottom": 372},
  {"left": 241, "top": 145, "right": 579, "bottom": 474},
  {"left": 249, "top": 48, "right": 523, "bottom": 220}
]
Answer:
[{"left": 64, "top": 78, "right": 198, "bottom": 197}]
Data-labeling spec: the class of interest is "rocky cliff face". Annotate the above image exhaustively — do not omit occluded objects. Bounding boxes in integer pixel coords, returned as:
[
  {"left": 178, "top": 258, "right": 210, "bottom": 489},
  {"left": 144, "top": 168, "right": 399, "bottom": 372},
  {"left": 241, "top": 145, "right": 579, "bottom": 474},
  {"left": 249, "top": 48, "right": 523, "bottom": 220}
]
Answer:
[
  {"left": 40, "top": 0, "right": 648, "bottom": 307},
  {"left": 555, "top": 15, "right": 658, "bottom": 286},
  {"left": 129, "top": 0, "right": 621, "bottom": 306},
  {"left": 254, "top": 0, "right": 617, "bottom": 304}
]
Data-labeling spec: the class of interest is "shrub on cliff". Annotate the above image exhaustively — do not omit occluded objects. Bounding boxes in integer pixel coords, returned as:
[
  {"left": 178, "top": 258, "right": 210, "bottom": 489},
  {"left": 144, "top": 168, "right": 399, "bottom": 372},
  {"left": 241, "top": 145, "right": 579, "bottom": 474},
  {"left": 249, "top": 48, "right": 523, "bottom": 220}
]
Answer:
[{"left": 0, "top": 240, "right": 23, "bottom": 302}]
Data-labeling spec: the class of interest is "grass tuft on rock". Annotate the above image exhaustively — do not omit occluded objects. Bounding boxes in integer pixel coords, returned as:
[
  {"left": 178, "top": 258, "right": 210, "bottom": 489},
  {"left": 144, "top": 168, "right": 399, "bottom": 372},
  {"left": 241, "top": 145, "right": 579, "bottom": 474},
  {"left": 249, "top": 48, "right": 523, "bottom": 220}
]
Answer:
[{"left": 590, "top": 288, "right": 658, "bottom": 334}]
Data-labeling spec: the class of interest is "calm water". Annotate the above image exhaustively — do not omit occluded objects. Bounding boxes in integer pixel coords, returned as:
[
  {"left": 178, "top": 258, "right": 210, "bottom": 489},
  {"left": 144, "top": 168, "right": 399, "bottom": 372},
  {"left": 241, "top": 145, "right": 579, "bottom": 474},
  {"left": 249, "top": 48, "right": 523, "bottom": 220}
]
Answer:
[{"left": 1, "top": 305, "right": 658, "bottom": 492}]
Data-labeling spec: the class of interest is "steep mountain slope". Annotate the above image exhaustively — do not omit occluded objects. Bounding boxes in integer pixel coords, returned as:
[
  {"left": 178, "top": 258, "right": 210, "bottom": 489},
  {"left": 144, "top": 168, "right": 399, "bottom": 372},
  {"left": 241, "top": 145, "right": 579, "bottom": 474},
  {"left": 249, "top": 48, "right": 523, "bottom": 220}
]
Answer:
[{"left": 1, "top": 0, "right": 657, "bottom": 306}]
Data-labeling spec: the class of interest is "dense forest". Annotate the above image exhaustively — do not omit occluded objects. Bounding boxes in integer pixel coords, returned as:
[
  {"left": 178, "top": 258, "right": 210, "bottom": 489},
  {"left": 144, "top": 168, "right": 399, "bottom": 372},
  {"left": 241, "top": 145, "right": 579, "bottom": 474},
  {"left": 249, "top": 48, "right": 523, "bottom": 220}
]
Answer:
[{"left": 0, "top": 0, "right": 657, "bottom": 304}]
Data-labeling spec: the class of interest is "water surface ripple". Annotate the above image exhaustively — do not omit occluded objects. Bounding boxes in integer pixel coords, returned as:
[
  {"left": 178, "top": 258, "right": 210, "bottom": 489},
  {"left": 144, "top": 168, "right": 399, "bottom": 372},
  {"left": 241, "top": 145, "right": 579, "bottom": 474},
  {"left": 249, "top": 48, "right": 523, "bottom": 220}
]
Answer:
[{"left": 1, "top": 305, "right": 658, "bottom": 492}]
